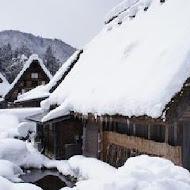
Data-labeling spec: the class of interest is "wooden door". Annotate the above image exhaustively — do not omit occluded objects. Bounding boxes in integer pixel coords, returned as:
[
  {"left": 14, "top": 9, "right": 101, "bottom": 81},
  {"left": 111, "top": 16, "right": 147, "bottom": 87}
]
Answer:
[{"left": 83, "top": 121, "right": 99, "bottom": 158}]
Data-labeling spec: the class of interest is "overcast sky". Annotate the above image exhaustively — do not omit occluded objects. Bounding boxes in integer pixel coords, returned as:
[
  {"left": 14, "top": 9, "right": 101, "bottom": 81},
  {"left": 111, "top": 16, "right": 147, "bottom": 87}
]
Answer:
[{"left": 0, "top": 0, "right": 123, "bottom": 48}]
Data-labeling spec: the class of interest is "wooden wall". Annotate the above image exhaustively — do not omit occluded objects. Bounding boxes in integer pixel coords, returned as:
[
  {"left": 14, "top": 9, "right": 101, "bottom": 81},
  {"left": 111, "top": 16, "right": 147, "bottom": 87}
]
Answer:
[
  {"left": 83, "top": 120, "right": 100, "bottom": 158},
  {"left": 103, "top": 131, "right": 182, "bottom": 167},
  {"left": 38, "top": 119, "right": 83, "bottom": 159},
  {"left": 182, "top": 122, "right": 190, "bottom": 170},
  {"left": 82, "top": 116, "right": 184, "bottom": 168}
]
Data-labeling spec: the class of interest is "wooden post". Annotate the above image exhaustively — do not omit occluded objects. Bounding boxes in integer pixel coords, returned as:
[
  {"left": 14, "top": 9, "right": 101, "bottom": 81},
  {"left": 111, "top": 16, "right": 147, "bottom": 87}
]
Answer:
[
  {"left": 99, "top": 120, "right": 104, "bottom": 161},
  {"left": 174, "top": 122, "right": 178, "bottom": 145},
  {"left": 182, "top": 121, "right": 190, "bottom": 170},
  {"left": 148, "top": 124, "right": 151, "bottom": 140},
  {"left": 165, "top": 124, "right": 169, "bottom": 143},
  {"left": 133, "top": 123, "right": 136, "bottom": 136},
  {"left": 53, "top": 123, "right": 58, "bottom": 159}
]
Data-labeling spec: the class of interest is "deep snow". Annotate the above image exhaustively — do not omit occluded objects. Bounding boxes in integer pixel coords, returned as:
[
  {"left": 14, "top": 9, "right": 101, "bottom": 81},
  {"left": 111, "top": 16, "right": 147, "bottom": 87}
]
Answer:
[{"left": 0, "top": 108, "right": 190, "bottom": 190}]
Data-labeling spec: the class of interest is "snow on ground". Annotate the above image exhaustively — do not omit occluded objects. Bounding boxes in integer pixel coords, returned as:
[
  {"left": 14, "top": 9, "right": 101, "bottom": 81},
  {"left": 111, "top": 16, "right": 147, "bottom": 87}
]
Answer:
[
  {"left": 0, "top": 176, "right": 42, "bottom": 190},
  {"left": 0, "top": 108, "right": 190, "bottom": 190},
  {"left": 0, "top": 114, "right": 20, "bottom": 138},
  {"left": 42, "top": 0, "right": 190, "bottom": 122},
  {"left": 0, "top": 160, "right": 23, "bottom": 182},
  {"left": 61, "top": 155, "right": 190, "bottom": 190},
  {"left": 0, "top": 108, "right": 43, "bottom": 138}
]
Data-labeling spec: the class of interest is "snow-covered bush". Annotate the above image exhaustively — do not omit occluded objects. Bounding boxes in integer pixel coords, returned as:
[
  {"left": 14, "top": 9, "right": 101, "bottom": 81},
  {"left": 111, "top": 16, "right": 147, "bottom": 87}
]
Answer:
[
  {"left": 0, "top": 160, "right": 23, "bottom": 182},
  {"left": 18, "top": 122, "right": 36, "bottom": 139},
  {"left": 0, "top": 176, "right": 42, "bottom": 190},
  {"left": 61, "top": 155, "right": 190, "bottom": 190},
  {"left": 0, "top": 114, "right": 19, "bottom": 139}
]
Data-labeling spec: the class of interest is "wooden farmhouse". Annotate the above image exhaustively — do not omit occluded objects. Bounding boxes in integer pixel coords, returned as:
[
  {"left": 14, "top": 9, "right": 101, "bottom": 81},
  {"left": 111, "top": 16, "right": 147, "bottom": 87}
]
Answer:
[
  {"left": 15, "top": 50, "right": 82, "bottom": 108},
  {"left": 28, "top": 0, "right": 190, "bottom": 170},
  {"left": 3, "top": 54, "right": 52, "bottom": 107}
]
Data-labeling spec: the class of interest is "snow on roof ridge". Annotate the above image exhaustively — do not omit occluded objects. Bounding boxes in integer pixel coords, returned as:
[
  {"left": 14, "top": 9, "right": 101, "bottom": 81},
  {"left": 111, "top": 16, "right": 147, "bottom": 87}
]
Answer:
[
  {"left": 3, "top": 54, "right": 52, "bottom": 97},
  {"left": 0, "top": 72, "right": 9, "bottom": 85},
  {"left": 104, "top": 0, "right": 154, "bottom": 26},
  {"left": 16, "top": 50, "right": 82, "bottom": 102}
]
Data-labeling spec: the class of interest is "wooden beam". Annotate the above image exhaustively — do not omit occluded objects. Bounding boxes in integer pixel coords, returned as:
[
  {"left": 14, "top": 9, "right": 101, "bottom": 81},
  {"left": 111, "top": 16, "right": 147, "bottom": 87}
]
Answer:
[
  {"left": 148, "top": 124, "right": 151, "bottom": 140},
  {"left": 103, "top": 131, "right": 182, "bottom": 166},
  {"left": 165, "top": 125, "right": 169, "bottom": 143}
]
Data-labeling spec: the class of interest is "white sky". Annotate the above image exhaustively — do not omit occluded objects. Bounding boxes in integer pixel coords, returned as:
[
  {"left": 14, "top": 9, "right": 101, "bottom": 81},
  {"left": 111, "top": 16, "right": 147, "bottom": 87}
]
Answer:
[{"left": 0, "top": 0, "right": 123, "bottom": 48}]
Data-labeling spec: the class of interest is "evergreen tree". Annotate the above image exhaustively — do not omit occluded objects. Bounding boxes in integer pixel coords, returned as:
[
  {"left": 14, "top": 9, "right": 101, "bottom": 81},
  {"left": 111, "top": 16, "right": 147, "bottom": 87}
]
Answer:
[
  {"left": 0, "top": 43, "right": 13, "bottom": 73},
  {"left": 19, "top": 44, "right": 32, "bottom": 58},
  {"left": 14, "top": 44, "right": 31, "bottom": 58},
  {"left": 43, "top": 45, "right": 59, "bottom": 75}
]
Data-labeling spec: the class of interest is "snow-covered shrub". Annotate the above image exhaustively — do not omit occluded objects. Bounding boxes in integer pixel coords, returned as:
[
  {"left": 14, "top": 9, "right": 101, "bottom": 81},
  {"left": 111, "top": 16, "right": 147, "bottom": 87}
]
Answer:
[
  {"left": 18, "top": 122, "right": 36, "bottom": 139},
  {"left": 0, "top": 114, "right": 19, "bottom": 139}
]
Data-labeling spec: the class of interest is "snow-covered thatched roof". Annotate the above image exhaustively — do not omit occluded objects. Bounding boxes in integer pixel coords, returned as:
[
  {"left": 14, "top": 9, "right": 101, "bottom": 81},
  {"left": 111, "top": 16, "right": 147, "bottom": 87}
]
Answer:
[
  {"left": 16, "top": 51, "right": 82, "bottom": 103},
  {"left": 42, "top": 0, "right": 190, "bottom": 122},
  {"left": 4, "top": 54, "right": 52, "bottom": 98},
  {"left": 0, "top": 73, "right": 10, "bottom": 97}
]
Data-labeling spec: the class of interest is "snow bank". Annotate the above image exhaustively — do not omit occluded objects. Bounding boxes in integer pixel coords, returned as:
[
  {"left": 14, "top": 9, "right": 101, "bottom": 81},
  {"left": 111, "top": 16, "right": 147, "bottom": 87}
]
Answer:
[
  {"left": 0, "top": 176, "right": 42, "bottom": 190},
  {"left": 16, "top": 50, "right": 81, "bottom": 103},
  {"left": 61, "top": 155, "right": 190, "bottom": 190},
  {"left": 0, "top": 139, "right": 28, "bottom": 165},
  {"left": 68, "top": 155, "right": 116, "bottom": 181},
  {"left": 0, "top": 114, "right": 19, "bottom": 138},
  {"left": 0, "top": 139, "right": 48, "bottom": 168},
  {"left": 43, "top": 0, "right": 190, "bottom": 121},
  {"left": 0, "top": 109, "right": 41, "bottom": 138},
  {"left": 0, "top": 160, "right": 23, "bottom": 182}
]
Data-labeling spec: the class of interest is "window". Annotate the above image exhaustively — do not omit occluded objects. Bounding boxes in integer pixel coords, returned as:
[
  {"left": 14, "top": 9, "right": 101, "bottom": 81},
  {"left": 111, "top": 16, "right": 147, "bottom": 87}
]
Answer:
[
  {"left": 31, "top": 73, "right": 38, "bottom": 79},
  {"left": 41, "top": 81, "right": 46, "bottom": 85},
  {"left": 21, "top": 89, "right": 26, "bottom": 94}
]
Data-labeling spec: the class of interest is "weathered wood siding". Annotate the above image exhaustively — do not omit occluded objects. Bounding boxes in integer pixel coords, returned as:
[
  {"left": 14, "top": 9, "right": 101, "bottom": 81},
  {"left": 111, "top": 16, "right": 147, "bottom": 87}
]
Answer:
[
  {"left": 83, "top": 121, "right": 100, "bottom": 158},
  {"left": 39, "top": 119, "right": 83, "bottom": 159},
  {"left": 103, "top": 131, "right": 182, "bottom": 166},
  {"left": 182, "top": 122, "right": 190, "bottom": 170}
]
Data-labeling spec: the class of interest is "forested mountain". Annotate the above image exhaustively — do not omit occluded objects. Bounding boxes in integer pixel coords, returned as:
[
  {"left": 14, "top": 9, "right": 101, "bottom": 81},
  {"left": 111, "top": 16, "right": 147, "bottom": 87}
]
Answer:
[{"left": 0, "top": 30, "right": 76, "bottom": 82}]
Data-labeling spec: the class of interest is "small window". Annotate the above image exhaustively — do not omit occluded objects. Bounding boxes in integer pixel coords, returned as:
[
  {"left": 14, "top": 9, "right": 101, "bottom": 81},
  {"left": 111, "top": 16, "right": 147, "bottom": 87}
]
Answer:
[
  {"left": 21, "top": 89, "right": 26, "bottom": 94},
  {"left": 31, "top": 73, "right": 38, "bottom": 79},
  {"left": 41, "top": 81, "right": 46, "bottom": 85}
]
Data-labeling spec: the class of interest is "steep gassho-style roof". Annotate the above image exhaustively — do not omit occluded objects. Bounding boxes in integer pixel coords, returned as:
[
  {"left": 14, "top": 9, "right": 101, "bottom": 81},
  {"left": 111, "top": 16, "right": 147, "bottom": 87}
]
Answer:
[
  {"left": 0, "top": 73, "right": 10, "bottom": 97},
  {"left": 16, "top": 50, "right": 82, "bottom": 102},
  {"left": 4, "top": 54, "right": 52, "bottom": 98},
  {"left": 42, "top": 0, "right": 190, "bottom": 122}
]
